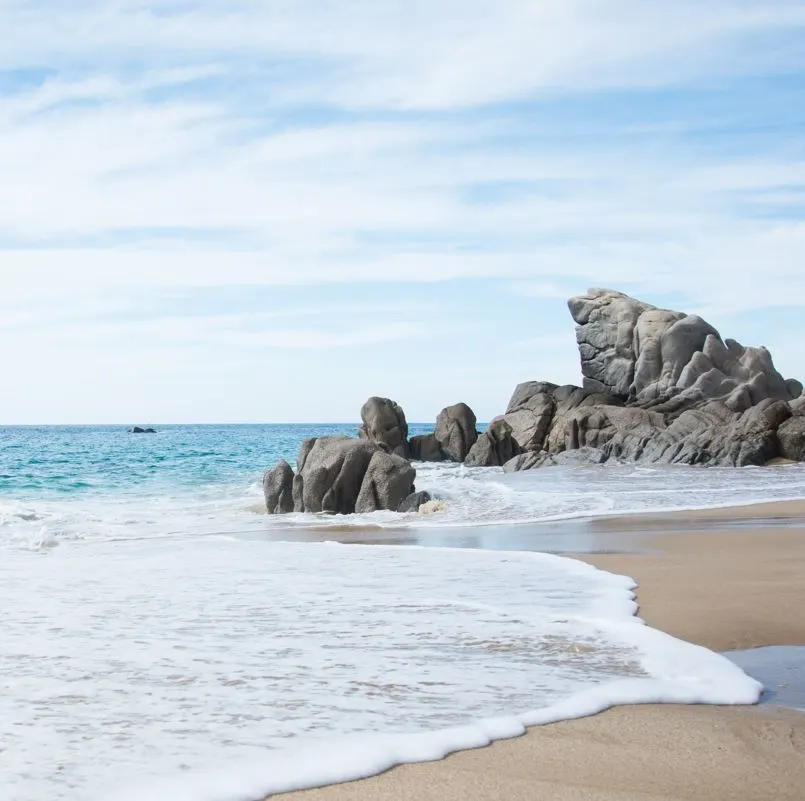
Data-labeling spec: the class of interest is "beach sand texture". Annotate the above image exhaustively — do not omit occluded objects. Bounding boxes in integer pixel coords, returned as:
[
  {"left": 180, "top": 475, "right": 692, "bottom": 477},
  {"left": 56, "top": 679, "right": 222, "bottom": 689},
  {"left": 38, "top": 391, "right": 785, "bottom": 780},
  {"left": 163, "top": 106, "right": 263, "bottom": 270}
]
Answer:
[{"left": 273, "top": 502, "right": 805, "bottom": 801}]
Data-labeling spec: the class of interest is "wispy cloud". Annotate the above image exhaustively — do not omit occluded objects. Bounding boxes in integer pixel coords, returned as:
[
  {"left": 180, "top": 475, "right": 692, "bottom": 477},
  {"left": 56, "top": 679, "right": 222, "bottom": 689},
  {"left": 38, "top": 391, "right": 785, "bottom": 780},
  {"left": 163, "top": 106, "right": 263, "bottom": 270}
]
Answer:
[{"left": 1, "top": 1, "right": 804, "bottom": 422}]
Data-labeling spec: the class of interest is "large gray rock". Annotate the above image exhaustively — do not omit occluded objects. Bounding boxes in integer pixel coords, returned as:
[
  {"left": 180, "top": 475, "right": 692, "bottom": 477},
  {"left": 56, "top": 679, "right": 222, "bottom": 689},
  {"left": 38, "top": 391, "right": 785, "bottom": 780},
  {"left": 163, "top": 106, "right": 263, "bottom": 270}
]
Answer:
[
  {"left": 465, "top": 418, "right": 521, "bottom": 467},
  {"left": 501, "top": 288, "right": 804, "bottom": 470},
  {"left": 358, "top": 396, "right": 409, "bottom": 458},
  {"left": 292, "top": 436, "right": 379, "bottom": 514},
  {"left": 355, "top": 450, "right": 416, "bottom": 513},
  {"left": 263, "top": 459, "right": 295, "bottom": 514},
  {"left": 267, "top": 436, "right": 419, "bottom": 515},
  {"left": 409, "top": 433, "right": 444, "bottom": 462},
  {"left": 568, "top": 288, "right": 800, "bottom": 408},
  {"left": 434, "top": 403, "right": 478, "bottom": 462},
  {"left": 777, "top": 416, "right": 805, "bottom": 462}
]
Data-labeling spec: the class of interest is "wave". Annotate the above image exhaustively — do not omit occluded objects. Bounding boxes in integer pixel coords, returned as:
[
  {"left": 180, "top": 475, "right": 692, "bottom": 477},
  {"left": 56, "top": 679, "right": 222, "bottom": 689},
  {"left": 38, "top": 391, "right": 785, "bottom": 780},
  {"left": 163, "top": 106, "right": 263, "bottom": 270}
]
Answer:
[
  {"left": 3, "top": 461, "right": 805, "bottom": 550},
  {"left": 0, "top": 537, "right": 760, "bottom": 801}
]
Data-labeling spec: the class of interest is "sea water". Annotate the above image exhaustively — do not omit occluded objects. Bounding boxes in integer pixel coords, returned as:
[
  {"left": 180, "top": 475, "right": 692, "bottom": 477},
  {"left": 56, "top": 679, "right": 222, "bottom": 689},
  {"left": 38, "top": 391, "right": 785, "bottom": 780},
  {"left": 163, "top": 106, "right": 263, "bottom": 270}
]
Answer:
[{"left": 1, "top": 424, "right": 802, "bottom": 800}]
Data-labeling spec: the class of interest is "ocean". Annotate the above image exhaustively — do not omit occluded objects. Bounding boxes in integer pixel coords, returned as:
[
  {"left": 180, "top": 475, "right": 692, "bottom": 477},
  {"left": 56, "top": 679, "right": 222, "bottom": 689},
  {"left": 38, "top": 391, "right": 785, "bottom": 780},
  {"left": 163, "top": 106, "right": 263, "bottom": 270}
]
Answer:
[{"left": 3, "top": 424, "right": 805, "bottom": 801}]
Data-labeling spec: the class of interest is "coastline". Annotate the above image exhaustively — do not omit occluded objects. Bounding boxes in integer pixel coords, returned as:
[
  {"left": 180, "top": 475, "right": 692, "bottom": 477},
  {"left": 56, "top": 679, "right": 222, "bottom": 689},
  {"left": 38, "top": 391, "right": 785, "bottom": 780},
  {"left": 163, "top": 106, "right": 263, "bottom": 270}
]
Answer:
[{"left": 271, "top": 500, "right": 805, "bottom": 801}]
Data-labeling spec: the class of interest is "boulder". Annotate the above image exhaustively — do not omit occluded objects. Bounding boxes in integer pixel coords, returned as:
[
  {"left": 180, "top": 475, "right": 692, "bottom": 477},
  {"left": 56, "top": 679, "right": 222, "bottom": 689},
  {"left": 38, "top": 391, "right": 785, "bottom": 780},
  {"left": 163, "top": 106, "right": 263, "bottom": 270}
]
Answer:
[
  {"left": 777, "top": 416, "right": 805, "bottom": 462},
  {"left": 434, "top": 403, "right": 478, "bottom": 462},
  {"left": 267, "top": 436, "right": 419, "bottom": 515},
  {"left": 397, "top": 490, "right": 433, "bottom": 513},
  {"left": 409, "top": 433, "right": 444, "bottom": 462},
  {"left": 263, "top": 459, "right": 295, "bottom": 514},
  {"left": 465, "top": 418, "right": 521, "bottom": 467},
  {"left": 355, "top": 450, "right": 416, "bottom": 513},
  {"left": 358, "top": 396, "right": 409, "bottom": 457},
  {"left": 292, "top": 436, "right": 378, "bottom": 514}
]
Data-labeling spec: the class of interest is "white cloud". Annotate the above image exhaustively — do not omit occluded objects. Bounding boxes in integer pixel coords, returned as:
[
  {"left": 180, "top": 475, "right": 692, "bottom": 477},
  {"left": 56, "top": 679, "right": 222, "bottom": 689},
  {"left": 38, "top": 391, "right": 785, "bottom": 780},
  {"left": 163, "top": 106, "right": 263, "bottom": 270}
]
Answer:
[{"left": 0, "top": 1, "right": 804, "bottom": 422}]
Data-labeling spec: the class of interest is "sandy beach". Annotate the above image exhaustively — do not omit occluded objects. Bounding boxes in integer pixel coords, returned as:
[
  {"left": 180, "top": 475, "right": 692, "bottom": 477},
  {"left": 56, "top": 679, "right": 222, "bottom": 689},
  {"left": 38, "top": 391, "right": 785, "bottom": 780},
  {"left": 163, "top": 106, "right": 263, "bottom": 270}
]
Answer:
[{"left": 273, "top": 501, "right": 805, "bottom": 801}]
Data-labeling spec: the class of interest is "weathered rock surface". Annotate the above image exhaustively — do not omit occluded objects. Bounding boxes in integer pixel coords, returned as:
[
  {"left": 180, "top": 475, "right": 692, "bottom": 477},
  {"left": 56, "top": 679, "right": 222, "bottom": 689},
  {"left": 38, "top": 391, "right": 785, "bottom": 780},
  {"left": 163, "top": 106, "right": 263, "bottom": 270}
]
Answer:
[
  {"left": 503, "top": 381, "right": 622, "bottom": 455},
  {"left": 777, "top": 415, "right": 805, "bottom": 462},
  {"left": 263, "top": 459, "right": 295, "bottom": 514},
  {"left": 569, "top": 288, "right": 800, "bottom": 407},
  {"left": 358, "top": 396, "right": 409, "bottom": 457},
  {"left": 465, "top": 418, "right": 521, "bottom": 467},
  {"left": 503, "top": 447, "right": 608, "bottom": 473},
  {"left": 409, "top": 433, "right": 444, "bottom": 462},
  {"left": 503, "top": 288, "right": 803, "bottom": 470},
  {"left": 355, "top": 450, "right": 416, "bottom": 513},
  {"left": 266, "top": 436, "right": 418, "bottom": 515},
  {"left": 397, "top": 490, "right": 433, "bottom": 513},
  {"left": 434, "top": 403, "right": 478, "bottom": 462}
]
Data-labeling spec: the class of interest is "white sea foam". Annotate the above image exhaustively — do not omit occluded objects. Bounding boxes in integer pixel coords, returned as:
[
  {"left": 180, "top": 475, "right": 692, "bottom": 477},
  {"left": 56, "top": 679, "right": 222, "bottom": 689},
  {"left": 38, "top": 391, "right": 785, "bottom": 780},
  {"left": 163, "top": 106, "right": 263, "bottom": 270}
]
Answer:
[
  {"left": 3, "top": 461, "right": 805, "bottom": 550},
  {"left": 0, "top": 537, "right": 760, "bottom": 801}
]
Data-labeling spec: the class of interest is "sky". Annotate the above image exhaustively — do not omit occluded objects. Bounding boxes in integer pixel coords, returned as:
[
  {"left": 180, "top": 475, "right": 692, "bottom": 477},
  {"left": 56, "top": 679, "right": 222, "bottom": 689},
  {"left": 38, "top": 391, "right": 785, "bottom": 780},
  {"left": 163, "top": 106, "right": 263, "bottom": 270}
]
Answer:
[{"left": 1, "top": 0, "right": 804, "bottom": 424}]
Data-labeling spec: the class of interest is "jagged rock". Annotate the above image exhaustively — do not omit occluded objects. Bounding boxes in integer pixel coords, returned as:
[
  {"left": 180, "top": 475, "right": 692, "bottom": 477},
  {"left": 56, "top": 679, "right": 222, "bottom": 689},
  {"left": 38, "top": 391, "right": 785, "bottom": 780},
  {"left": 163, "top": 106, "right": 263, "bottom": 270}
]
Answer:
[
  {"left": 263, "top": 459, "right": 295, "bottom": 514},
  {"left": 503, "top": 382, "right": 557, "bottom": 452},
  {"left": 568, "top": 288, "right": 800, "bottom": 408},
  {"left": 777, "top": 416, "right": 805, "bottom": 462},
  {"left": 465, "top": 418, "right": 521, "bottom": 467},
  {"left": 397, "top": 490, "right": 433, "bottom": 513},
  {"left": 355, "top": 450, "right": 416, "bottom": 513},
  {"left": 409, "top": 433, "right": 444, "bottom": 462},
  {"left": 358, "top": 396, "right": 409, "bottom": 457},
  {"left": 503, "top": 381, "right": 622, "bottom": 454},
  {"left": 434, "top": 403, "right": 478, "bottom": 462}
]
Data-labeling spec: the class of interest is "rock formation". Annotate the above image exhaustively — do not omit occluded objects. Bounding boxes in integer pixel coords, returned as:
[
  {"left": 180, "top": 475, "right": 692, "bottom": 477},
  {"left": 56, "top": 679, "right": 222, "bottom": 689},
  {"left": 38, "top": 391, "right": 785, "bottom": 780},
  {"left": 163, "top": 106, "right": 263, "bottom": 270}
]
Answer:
[
  {"left": 130, "top": 426, "right": 156, "bottom": 434},
  {"left": 265, "top": 435, "right": 416, "bottom": 515},
  {"left": 499, "top": 288, "right": 803, "bottom": 469},
  {"left": 465, "top": 418, "right": 521, "bottom": 467},
  {"left": 434, "top": 403, "right": 478, "bottom": 462},
  {"left": 409, "top": 433, "right": 444, "bottom": 462},
  {"left": 358, "top": 396, "right": 409, "bottom": 458},
  {"left": 263, "top": 459, "right": 295, "bottom": 514}
]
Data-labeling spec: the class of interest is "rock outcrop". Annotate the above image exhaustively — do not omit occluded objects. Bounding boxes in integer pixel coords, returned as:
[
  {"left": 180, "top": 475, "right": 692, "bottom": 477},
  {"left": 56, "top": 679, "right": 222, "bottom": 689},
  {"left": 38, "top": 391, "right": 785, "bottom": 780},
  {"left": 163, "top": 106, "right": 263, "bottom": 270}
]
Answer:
[
  {"left": 263, "top": 459, "right": 295, "bottom": 514},
  {"left": 501, "top": 288, "right": 802, "bottom": 469},
  {"left": 434, "top": 403, "right": 478, "bottom": 462},
  {"left": 777, "top": 414, "right": 805, "bottom": 462},
  {"left": 358, "top": 396, "right": 409, "bottom": 458},
  {"left": 130, "top": 426, "right": 156, "bottom": 434},
  {"left": 355, "top": 450, "right": 416, "bottom": 513},
  {"left": 409, "top": 433, "right": 444, "bottom": 462},
  {"left": 569, "top": 289, "right": 801, "bottom": 408},
  {"left": 465, "top": 418, "right": 521, "bottom": 467},
  {"left": 265, "top": 435, "right": 416, "bottom": 515}
]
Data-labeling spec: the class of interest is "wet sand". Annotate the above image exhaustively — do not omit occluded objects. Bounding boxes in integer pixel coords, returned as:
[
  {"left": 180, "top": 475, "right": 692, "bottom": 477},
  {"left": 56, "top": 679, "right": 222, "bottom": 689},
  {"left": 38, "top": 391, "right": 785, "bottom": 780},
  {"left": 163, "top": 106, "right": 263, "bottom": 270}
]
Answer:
[{"left": 271, "top": 500, "right": 805, "bottom": 801}]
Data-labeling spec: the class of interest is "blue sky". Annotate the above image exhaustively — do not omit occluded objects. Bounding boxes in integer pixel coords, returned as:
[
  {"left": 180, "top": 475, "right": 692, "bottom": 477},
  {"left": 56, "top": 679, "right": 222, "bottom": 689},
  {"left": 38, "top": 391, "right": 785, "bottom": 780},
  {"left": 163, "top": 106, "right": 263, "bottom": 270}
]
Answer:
[{"left": 1, "top": 0, "right": 804, "bottom": 424}]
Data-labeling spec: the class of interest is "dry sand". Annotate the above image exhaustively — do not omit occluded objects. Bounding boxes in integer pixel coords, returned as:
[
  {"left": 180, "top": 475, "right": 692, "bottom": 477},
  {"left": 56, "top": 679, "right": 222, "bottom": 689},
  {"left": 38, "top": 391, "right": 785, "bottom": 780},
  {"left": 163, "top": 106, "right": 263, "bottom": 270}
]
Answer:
[{"left": 272, "top": 501, "right": 805, "bottom": 801}]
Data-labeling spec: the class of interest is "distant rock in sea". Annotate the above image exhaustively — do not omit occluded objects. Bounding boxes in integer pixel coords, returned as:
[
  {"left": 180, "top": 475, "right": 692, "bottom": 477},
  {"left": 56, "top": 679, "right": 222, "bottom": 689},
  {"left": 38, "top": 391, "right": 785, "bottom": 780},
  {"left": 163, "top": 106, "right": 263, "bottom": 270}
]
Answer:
[{"left": 130, "top": 426, "right": 157, "bottom": 434}]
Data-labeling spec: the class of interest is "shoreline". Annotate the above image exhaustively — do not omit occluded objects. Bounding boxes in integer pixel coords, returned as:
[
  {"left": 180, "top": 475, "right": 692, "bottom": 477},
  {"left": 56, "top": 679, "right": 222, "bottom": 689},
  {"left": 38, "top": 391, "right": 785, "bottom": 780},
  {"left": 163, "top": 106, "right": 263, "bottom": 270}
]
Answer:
[{"left": 271, "top": 499, "right": 805, "bottom": 801}]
